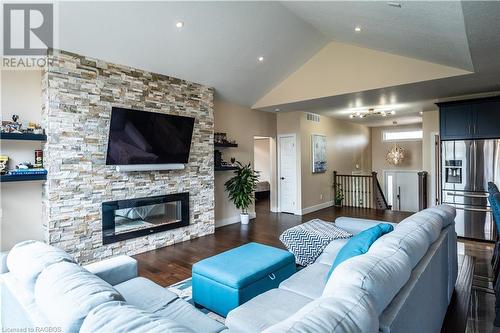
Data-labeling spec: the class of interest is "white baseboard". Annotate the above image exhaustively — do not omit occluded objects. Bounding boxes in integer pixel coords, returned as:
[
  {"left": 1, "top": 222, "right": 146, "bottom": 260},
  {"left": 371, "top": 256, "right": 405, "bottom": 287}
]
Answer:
[
  {"left": 300, "top": 201, "right": 333, "bottom": 215},
  {"left": 215, "top": 211, "right": 257, "bottom": 228}
]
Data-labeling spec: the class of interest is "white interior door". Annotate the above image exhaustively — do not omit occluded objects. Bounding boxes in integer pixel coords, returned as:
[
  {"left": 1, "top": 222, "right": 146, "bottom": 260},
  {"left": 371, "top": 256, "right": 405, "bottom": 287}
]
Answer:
[
  {"left": 385, "top": 171, "right": 419, "bottom": 212},
  {"left": 278, "top": 135, "right": 297, "bottom": 214}
]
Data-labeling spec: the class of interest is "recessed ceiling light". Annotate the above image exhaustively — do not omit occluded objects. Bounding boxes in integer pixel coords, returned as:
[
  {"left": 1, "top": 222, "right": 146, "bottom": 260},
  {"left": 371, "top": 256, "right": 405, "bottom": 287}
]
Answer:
[
  {"left": 391, "top": 110, "right": 396, "bottom": 115},
  {"left": 274, "top": 108, "right": 280, "bottom": 112},
  {"left": 354, "top": 26, "right": 362, "bottom": 32},
  {"left": 175, "top": 21, "right": 184, "bottom": 29},
  {"left": 258, "top": 56, "right": 264, "bottom": 62},
  {"left": 419, "top": 111, "right": 423, "bottom": 115}
]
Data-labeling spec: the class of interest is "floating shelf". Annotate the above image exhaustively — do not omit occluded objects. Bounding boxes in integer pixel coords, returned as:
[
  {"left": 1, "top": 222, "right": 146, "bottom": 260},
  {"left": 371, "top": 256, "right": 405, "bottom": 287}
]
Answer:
[
  {"left": 0, "top": 132, "right": 47, "bottom": 141},
  {"left": 215, "top": 166, "right": 238, "bottom": 171},
  {"left": 1, "top": 174, "right": 47, "bottom": 182},
  {"left": 214, "top": 143, "right": 238, "bottom": 148}
]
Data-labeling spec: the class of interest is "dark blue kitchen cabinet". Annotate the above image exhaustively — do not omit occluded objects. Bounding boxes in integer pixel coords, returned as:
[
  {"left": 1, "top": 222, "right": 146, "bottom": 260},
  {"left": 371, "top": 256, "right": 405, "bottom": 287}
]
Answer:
[
  {"left": 438, "top": 96, "right": 500, "bottom": 141},
  {"left": 439, "top": 104, "right": 473, "bottom": 140},
  {"left": 473, "top": 100, "right": 500, "bottom": 139}
]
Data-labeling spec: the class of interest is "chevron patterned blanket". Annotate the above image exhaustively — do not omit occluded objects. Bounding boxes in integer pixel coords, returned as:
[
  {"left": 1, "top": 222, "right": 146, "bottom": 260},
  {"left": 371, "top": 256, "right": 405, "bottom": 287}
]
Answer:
[{"left": 279, "top": 219, "right": 352, "bottom": 266}]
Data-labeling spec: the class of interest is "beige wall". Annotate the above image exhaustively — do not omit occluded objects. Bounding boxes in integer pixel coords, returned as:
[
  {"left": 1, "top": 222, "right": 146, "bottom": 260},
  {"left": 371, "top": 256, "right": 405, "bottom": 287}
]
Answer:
[
  {"left": 1, "top": 70, "right": 44, "bottom": 251},
  {"left": 277, "top": 111, "right": 372, "bottom": 213},
  {"left": 254, "top": 138, "right": 271, "bottom": 182},
  {"left": 214, "top": 99, "right": 277, "bottom": 226},
  {"left": 371, "top": 124, "right": 423, "bottom": 191},
  {"left": 422, "top": 110, "right": 440, "bottom": 206}
]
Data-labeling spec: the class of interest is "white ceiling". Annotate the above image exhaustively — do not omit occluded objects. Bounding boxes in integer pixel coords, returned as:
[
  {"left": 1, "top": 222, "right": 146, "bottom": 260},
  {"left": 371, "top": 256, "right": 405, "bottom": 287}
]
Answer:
[
  {"left": 57, "top": 1, "right": 327, "bottom": 107},
  {"left": 282, "top": 1, "right": 473, "bottom": 71},
  {"left": 55, "top": 1, "right": 500, "bottom": 127}
]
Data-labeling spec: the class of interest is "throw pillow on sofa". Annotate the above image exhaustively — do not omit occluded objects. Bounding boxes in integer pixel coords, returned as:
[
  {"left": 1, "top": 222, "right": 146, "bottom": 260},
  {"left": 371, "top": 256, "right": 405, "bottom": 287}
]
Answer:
[
  {"left": 6, "top": 240, "right": 75, "bottom": 287},
  {"left": 35, "top": 261, "right": 124, "bottom": 333},
  {"left": 326, "top": 223, "right": 394, "bottom": 280}
]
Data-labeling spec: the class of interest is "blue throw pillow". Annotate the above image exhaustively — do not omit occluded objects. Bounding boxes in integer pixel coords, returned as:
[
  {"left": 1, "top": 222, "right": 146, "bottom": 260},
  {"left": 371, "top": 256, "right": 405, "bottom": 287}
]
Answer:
[{"left": 326, "top": 223, "right": 394, "bottom": 281}]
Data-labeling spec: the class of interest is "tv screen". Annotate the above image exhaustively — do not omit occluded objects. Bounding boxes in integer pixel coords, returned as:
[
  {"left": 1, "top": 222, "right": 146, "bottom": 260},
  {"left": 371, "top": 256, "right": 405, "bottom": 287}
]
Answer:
[{"left": 106, "top": 107, "right": 195, "bottom": 165}]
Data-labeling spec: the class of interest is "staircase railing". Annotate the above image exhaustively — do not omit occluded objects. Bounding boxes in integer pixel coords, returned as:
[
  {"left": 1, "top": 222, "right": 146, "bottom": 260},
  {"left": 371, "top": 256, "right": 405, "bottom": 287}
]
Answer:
[{"left": 333, "top": 171, "right": 391, "bottom": 210}]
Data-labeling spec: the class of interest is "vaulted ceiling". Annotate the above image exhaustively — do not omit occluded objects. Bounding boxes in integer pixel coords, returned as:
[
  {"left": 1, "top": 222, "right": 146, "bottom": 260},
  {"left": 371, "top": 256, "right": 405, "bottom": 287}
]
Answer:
[{"left": 57, "top": 1, "right": 500, "bottom": 126}]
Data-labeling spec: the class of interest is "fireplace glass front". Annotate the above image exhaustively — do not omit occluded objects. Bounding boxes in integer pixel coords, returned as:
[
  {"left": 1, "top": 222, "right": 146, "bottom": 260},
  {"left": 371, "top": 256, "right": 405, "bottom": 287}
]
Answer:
[{"left": 102, "top": 192, "right": 189, "bottom": 244}]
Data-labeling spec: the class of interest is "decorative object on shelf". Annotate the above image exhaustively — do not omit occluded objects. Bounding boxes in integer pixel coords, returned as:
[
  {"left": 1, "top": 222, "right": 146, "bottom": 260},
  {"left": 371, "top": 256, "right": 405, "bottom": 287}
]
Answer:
[
  {"left": 34, "top": 149, "right": 44, "bottom": 168},
  {"left": 386, "top": 144, "right": 405, "bottom": 165},
  {"left": 224, "top": 162, "right": 259, "bottom": 225},
  {"left": 334, "top": 183, "right": 344, "bottom": 207},
  {"left": 0, "top": 156, "right": 9, "bottom": 175},
  {"left": 230, "top": 157, "right": 236, "bottom": 164},
  {"left": 1, "top": 115, "right": 45, "bottom": 135},
  {"left": 349, "top": 108, "right": 396, "bottom": 119},
  {"left": 214, "top": 132, "right": 236, "bottom": 145},
  {"left": 312, "top": 134, "right": 327, "bottom": 173},
  {"left": 8, "top": 168, "right": 47, "bottom": 176}
]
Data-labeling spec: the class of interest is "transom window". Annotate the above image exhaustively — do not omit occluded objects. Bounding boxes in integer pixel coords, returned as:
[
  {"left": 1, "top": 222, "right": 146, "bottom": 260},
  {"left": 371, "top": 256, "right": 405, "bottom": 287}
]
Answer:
[{"left": 382, "top": 129, "right": 423, "bottom": 142}]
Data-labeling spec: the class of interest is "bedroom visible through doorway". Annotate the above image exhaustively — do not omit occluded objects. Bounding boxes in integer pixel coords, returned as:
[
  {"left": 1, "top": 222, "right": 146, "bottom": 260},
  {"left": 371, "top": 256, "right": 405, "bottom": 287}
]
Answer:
[{"left": 254, "top": 136, "right": 272, "bottom": 213}]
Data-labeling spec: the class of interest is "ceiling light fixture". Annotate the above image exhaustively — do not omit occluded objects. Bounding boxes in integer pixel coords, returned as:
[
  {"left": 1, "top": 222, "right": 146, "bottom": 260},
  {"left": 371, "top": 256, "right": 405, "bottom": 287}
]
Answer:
[
  {"left": 349, "top": 108, "right": 396, "bottom": 119},
  {"left": 175, "top": 21, "right": 184, "bottom": 28},
  {"left": 354, "top": 26, "right": 362, "bottom": 32},
  {"left": 274, "top": 108, "right": 280, "bottom": 112},
  {"left": 258, "top": 56, "right": 264, "bottom": 62}
]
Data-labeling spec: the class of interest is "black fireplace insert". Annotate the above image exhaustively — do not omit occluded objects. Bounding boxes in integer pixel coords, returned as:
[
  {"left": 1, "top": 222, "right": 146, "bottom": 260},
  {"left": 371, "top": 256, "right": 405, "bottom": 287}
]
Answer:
[{"left": 102, "top": 192, "right": 189, "bottom": 244}]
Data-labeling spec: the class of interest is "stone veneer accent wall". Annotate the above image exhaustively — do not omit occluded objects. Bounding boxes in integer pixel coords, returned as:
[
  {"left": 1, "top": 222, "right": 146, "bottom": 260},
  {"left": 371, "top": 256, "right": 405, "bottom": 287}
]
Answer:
[{"left": 41, "top": 50, "right": 214, "bottom": 263}]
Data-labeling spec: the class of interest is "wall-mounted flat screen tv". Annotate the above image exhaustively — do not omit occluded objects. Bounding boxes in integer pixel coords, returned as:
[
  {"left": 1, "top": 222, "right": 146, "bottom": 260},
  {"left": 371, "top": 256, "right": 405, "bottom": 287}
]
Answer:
[{"left": 106, "top": 107, "right": 195, "bottom": 165}]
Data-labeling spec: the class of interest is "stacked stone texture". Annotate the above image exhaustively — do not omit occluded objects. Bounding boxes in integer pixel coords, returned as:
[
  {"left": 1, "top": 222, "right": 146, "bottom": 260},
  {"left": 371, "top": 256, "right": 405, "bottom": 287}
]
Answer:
[{"left": 41, "top": 49, "right": 214, "bottom": 263}]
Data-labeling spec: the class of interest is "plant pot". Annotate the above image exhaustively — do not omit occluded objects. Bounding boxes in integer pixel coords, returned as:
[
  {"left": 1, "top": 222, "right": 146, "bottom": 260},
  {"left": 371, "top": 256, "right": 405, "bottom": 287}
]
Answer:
[
  {"left": 240, "top": 213, "right": 250, "bottom": 225},
  {"left": 334, "top": 200, "right": 343, "bottom": 207}
]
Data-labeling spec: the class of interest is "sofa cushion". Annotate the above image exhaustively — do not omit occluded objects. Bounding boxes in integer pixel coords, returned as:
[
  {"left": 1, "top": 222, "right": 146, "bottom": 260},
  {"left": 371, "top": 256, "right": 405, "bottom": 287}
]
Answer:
[
  {"left": 263, "top": 286, "right": 378, "bottom": 333},
  {"left": 155, "top": 299, "right": 227, "bottom": 333},
  {"left": 6, "top": 240, "right": 75, "bottom": 287},
  {"left": 80, "top": 301, "right": 195, "bottom": 333},
  {"left": 324, "top": 251, "right": 412, "bottom": 315},
  {"left": 114, "top": 277, "right": 178, "bottom": 313},
  {"left": 396, "top": 214, "right": 442, "bottom": 245},
  {"left": 425, "top": 205, "right": 456, "bottom": 227},
  {"left": 35, "top": 261, "right": 124, "bottom": 333},
  {"left": 226, "top": 288, "right": 312, "bottom": 333},
  {"left": 279, "top": 263, "right": 330, "bottom": 299},
  {"left": 327, "top": 223, "right": 394, "bottom": 279},
  {"left": 369, "top": 225, "right": 430, "bottom": 268},
  {"left": 334, "top": 217, "right": 397, "bottom": 235},
  {"left": 316, "top": 238, "right": 349, "bottom": 265}
]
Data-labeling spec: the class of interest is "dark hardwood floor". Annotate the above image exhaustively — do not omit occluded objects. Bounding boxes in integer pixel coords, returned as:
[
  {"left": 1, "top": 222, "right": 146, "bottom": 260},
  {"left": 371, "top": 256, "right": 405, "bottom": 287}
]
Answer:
[{"left": 134, "top": 199, "right": 412, "bottom": 286}]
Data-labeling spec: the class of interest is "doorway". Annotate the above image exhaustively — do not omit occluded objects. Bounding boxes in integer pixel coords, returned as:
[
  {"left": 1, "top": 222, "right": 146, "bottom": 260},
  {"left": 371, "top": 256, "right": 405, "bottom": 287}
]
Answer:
[
  {"left": 384, "top": 170, "right": 419, "bottom": 212},
  {"left": 278, "top": 134, "right": 298, "bottom": 214},
  {"left": 254, "top": 137, "right": 272, "bottom": 213}
]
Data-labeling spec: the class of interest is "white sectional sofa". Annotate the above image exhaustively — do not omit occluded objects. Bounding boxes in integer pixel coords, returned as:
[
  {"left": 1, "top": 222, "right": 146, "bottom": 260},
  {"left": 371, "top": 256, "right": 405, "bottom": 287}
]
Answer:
[{"left": 225, "top": 205, "right": 458, "bottom": 333}]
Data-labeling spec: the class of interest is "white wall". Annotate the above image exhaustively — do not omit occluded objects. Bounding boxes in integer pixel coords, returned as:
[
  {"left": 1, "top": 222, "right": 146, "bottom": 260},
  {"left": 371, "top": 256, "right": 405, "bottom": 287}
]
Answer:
[
  {"left": 254, "top": 138, "right": 271, "bottom": 182},
  {"left": 1, "top": 70, "right": 44, "bottom": 251}
]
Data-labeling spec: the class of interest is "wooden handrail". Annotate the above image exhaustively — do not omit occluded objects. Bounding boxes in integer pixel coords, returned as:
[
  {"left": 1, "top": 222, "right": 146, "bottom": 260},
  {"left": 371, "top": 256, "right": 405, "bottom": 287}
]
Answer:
[{"left": 333, "top": 170, "right": 390, "bottom": 210}]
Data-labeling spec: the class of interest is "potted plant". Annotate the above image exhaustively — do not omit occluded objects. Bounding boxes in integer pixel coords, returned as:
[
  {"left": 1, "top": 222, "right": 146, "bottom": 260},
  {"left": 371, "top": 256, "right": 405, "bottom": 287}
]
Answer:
[
  {"left": 334, "top": 183, "right": 344, "bottom": 207},
  {"left": 224, "top": 162, "right": 259, "bottom": 225}
]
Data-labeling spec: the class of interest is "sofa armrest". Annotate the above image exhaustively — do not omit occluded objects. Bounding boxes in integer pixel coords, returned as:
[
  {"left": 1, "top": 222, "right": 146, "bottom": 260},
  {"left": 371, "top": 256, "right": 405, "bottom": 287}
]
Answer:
[
  {"left": 1, "top": 251, "right": 9, "bottom": 273},
  {"left": 335, "top": 217, "right": 397, "bottom": 235},
  {"left": 85, "top": 255, "right": 138, "bottom": 286}
]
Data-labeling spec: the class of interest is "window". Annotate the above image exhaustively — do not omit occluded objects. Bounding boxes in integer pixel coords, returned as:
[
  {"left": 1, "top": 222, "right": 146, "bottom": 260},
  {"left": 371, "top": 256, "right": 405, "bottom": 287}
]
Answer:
[{"left": 382, "top": 129, "right": 423, "bottom": 142}]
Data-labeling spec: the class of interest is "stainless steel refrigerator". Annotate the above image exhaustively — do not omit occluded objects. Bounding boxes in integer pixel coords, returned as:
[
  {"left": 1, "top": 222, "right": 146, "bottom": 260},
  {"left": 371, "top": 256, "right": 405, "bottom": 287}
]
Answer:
[{"left": 441, "top": 139, "right": 500, "bottom": 241}]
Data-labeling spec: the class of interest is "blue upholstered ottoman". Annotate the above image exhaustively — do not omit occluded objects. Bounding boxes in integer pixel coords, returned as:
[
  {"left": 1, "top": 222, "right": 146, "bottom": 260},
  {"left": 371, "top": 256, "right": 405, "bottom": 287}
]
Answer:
[{"left": 192, "top": 242, "right": 296, "bottom": 316}]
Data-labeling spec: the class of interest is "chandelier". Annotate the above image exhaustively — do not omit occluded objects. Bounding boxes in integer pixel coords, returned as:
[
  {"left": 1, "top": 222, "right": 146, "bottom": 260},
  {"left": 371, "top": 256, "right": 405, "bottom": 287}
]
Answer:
[
  {"left": 386, "top": 144, "right": 405, "bottom": 165},
  {"left": 349, "top": 108, "right": 396, "bottom": 119}
]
